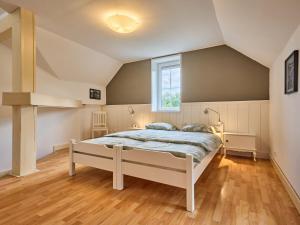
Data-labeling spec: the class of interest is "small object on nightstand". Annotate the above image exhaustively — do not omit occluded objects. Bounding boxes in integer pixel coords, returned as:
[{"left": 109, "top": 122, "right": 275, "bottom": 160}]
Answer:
[{"left": 223, "top": 132, "right": 256, "bottom": 161}]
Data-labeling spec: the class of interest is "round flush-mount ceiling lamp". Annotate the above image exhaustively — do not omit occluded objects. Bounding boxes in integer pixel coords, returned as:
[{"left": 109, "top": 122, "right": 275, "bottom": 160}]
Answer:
[{"left": 105, "top": 13, "right": 140, "bottom": 34}]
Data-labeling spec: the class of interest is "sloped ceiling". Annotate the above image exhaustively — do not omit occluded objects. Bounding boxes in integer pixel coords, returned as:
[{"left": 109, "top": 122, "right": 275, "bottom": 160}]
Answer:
[
  {"left": 0, "top": 1, "right": 17, "bottom": 13},
  {"left": 213, "top": 0, "right": 300, "bottom": 67},
  {"left": 0, "top": 8, "right": 8, "bottom": 19},
  {"left": 36, "top": 27, "right": 122, "bottom": 85},
  {"left": 1, "top": 0, "right": 300, "bottom": 84},
  {"left": 0, "top": 13, "right": 121, "bottom": 86},
  {"left": 0, "top": 28, "right": 121, "bottom": 86}
]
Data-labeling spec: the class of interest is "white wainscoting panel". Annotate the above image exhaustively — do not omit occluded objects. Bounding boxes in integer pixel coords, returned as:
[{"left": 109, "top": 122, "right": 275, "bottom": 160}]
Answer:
[{"left": 104, "top": 101, "right": 269, "bottom": 157}]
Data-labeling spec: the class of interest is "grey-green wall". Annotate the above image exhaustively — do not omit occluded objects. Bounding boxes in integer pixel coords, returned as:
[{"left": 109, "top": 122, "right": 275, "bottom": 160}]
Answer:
[{"left": 107, "top": 45, "right": 269, "bottom": 105}]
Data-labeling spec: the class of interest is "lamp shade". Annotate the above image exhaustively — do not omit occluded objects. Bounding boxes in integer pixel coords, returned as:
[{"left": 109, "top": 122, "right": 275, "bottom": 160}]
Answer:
[{"left": 106, "top": 14, "right": 139, "bottom": 33}]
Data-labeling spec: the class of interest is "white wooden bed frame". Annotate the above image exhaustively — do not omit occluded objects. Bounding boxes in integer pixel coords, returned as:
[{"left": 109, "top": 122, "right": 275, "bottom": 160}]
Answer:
[{"left": 69, "top": 132, "right": 223, "bottom": 212}]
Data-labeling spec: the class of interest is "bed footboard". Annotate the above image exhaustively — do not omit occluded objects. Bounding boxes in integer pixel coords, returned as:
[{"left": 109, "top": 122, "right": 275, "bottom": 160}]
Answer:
[
  {"left": 69, "top": 139, "right": 118, "bottom": 189},
  {"left": 114, "top": 147, "right": 195, "bottom": 212},
  {"left": 69, "top": 140, "right": 221, "bottom": 212}
]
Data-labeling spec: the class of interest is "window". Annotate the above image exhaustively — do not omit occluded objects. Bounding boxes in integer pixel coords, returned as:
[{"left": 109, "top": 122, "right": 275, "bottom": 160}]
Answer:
[{"left": 151, "top": 54, "right": 181, "bottom": 112}]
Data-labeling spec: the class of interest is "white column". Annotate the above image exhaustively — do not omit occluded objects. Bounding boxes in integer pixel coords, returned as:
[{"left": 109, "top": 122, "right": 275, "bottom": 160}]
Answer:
[
  {"left": 1, "top": 8, "right": 38, "bottom": 176},
  {"left": 12, "top": 106, "right": 37, "bottom": 176}
]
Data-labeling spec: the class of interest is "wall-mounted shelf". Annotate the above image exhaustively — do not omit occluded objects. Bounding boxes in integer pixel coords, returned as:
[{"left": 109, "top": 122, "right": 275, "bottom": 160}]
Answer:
[{"left": 2, "top": 92, "right": 82, "bottom": 108}]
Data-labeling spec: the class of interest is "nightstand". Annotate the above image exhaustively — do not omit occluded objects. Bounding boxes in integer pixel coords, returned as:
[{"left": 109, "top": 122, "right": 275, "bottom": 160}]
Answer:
[{"left": 223, "top": 132, "right": 256, "bottom": 161}]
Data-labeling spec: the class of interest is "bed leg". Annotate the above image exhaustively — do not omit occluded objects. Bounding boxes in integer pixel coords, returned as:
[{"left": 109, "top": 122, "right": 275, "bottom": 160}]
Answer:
[
  {"left": 186, "top": 154, "right": 195, "bottom": 212},
  {"left": 114, "top": 144, "right": 124, "bottom": 190},
  {"left": 69, "top": 139, "right": 76, "bottom": 176},
  {"left": 113, "top": 153, "right": 117, "bottom": 189}
]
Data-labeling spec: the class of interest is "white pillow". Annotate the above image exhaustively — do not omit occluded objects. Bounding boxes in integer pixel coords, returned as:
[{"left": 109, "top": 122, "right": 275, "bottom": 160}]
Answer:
[
  {"left": 145, "top": 122, "right": 177, "bottom": 131},
  {"left": 181, "top": 123, "right": 214, "bottom": 133}
]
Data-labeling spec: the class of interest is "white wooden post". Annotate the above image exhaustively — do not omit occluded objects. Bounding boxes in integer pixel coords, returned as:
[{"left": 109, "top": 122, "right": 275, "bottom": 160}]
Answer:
[
  {"left": 13, "top": 9, "right": 37, "bottom": 176},
  {"left": 112, "top": 145, "right": 117, "bottom": 189},
  {"left": 69, "top": 139, "right": 76, "bottom": 176},
  {"left": 186, "top": 154, "right": 195, "bottom": 212},
  {"left": 0, "top": 8, "right": 37, "bottom": 176}
]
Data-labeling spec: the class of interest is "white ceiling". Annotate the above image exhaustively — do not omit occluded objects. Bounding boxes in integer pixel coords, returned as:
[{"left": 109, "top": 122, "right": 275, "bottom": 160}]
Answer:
[
  {"left": 213, "top": 0, "right": 300, "bottom": 67},
  {"left": 0, "top": 25, "right": 122, "bottom": 86},
  {"left": 0, "top": 8, "right": 7, "bottom": 19},
  {"left": 0, "top": 1, "right": 18, "bottom": 13},
  {"left": 3, "top": 0, "right": 224, "bottom": 63},
  {"left": 1, "top": 0, "right": 300, "bottom": 85},
  {"left": 36, "top": 27, "right": 122, "bottom": 86}
]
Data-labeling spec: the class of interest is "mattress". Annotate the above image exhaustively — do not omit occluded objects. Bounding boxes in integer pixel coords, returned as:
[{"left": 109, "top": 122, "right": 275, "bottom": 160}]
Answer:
[{"left": 83, "top": 129, "right": 222, "bottom": 163}]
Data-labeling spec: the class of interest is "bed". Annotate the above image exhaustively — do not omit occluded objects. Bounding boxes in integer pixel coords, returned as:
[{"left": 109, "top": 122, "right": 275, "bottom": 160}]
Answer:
[{"left": 69, "top": 128, "right": 223, "bottom": 212}]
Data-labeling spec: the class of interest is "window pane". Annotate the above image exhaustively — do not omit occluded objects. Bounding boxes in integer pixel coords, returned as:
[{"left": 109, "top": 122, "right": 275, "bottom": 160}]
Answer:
[
  {"left": 160, "top": 66, "right": 180, "bottom": 109},
  {"left": 151, "top": 54, "right": 181, "bottom": 112},
  {"left": 161, "top": 69, "right": 171, "bottom": 89},
  {"left": 161, "top": 88, "right": 180, "bottom": 108},
  {"left": 171, "top": 67, "right": 180, "bottom": 88},
  {"left": 171, "top": 88, "right": 180, "bottom": 107}
]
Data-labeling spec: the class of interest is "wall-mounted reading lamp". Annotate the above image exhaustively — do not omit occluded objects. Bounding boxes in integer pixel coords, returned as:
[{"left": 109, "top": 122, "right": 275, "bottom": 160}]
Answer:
[
  {"left": 128, "top": 106, "right": 137, "bottom": 128},
  {"left": 204, "top": 107, "right": 221, "bottom": 123},
  {"left": 204, "top": 107, "right": 224, "bottom": 135},
  {"left": 128, "top": 105, "right": 135, "bottom": 116}
]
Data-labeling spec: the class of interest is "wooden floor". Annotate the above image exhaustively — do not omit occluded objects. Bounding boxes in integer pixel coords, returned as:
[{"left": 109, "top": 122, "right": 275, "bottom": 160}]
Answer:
[{"left": 0, "top": 150, "right": 299, "bottom": 225}]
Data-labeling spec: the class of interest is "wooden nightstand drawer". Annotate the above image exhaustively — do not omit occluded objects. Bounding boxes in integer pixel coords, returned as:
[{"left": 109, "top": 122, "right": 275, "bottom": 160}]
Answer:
[
  {"left": 224, "top": 134, "right": 255, "bottom": 150},
  {"left": 223, "top": 132, "right": 256, "bottom": 161}
]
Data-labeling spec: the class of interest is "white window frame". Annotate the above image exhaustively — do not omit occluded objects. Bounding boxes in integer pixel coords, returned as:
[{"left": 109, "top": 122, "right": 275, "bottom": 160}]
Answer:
[{"left": 151, "top": 54, "right": 181, "bottom": 112}]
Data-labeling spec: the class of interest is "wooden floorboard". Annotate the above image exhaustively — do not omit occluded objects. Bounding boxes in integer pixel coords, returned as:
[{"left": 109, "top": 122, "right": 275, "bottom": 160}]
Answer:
[{"left": 0, "top": 150, "right": 299, "bottom": 225}]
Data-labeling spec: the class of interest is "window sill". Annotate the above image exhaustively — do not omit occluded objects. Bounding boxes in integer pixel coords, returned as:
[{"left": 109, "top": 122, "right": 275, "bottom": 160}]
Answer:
[{"left": 152, "top": 109, "right": 181, "bottom": 113}]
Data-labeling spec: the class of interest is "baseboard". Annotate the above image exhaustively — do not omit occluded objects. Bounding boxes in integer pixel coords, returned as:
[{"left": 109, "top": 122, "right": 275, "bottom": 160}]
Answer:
[
  {"left": 53, "top": 143, "right": 69, "bottom": 152},
  {"left": 271, "top": 157, "right": 300, "bottom": 214},
  {"left": 0, "top": 169, "right": 11, "bottom": 178},
  {"left": 223, "top": 150, "right": 269, "bottom": 159}
]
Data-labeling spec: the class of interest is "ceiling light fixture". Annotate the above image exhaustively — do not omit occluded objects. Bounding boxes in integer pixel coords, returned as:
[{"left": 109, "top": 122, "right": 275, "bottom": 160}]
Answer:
[{"left": 105, "top": 13, "right": 140, "bottom": 34}]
